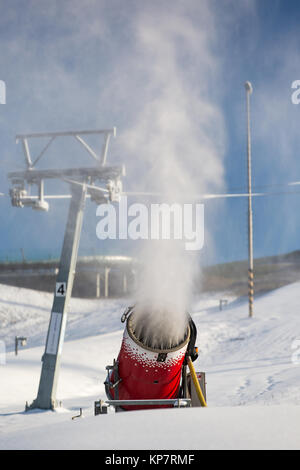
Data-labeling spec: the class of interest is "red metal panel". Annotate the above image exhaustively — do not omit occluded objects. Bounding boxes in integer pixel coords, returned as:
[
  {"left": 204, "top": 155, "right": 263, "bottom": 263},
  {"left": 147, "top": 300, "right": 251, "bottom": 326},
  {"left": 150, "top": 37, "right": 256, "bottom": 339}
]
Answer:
[{"left": 108, "top": 317, "right": 189, "bottom": 410}]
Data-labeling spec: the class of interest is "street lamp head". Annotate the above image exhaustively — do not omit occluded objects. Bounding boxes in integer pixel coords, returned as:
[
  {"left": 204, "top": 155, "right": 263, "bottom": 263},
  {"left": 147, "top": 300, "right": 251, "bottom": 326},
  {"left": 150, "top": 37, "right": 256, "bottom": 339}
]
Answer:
[{"left": 245, "top": 81, "right": 253, "bottom": 94}]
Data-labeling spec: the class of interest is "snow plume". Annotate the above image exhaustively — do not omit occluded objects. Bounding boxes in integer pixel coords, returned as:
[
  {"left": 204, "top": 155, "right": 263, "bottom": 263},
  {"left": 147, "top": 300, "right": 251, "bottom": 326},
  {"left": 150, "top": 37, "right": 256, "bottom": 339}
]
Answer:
[
  {"left": 121, "top": 2, "right": 226, "bottom": 349},
  {"left": 0, "top": 0, "right": 226, "bottom": 346}
]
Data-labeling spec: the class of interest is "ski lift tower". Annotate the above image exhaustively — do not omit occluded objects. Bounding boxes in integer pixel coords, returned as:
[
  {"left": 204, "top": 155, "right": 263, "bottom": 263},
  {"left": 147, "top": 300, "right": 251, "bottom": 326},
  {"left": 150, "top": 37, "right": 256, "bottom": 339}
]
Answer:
[{"left": 8, "top": 128, "right": 124, "bottom": 410}]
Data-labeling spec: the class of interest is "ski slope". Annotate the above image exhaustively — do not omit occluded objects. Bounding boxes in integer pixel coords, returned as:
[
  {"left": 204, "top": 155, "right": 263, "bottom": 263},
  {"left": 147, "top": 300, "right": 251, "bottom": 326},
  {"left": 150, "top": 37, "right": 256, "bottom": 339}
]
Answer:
[{"left": 0, "top": 282, "right": 300, "bottom": 450}]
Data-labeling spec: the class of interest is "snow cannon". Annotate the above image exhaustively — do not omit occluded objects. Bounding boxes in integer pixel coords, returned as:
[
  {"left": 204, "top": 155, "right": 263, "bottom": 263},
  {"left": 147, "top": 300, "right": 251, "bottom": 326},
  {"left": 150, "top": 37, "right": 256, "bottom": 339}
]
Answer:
[{"left": 95, "top": 306, "right": 207, "bottom": 414}]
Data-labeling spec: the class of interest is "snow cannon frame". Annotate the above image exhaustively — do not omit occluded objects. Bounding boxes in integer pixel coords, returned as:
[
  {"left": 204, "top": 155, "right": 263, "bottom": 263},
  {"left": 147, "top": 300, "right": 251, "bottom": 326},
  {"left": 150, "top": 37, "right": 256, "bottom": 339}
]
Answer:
[{"left": 95, "top": 307, "right": 207, "bottom": 414}]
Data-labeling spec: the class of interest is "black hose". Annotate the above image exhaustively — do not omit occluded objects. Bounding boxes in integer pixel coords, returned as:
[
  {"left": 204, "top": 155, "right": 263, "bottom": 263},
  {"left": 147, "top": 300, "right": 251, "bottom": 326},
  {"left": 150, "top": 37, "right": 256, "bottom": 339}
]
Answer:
[{"left": 185, "top": 315, "right": 198, "bottom": 363}]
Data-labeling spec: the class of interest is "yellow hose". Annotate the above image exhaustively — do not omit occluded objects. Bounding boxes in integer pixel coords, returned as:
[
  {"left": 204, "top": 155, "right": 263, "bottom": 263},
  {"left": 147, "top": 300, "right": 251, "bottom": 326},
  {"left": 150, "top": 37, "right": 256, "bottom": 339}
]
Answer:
[{"left": 187, "top": 357, "right": 207, "bottom": 407}]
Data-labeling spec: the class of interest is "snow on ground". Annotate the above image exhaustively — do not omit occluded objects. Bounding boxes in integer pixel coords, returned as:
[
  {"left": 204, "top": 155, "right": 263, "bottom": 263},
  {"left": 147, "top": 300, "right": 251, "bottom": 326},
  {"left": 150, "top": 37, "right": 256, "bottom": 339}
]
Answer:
[{"left": 0, "top": 282, "right": 300, "bottom": 449}]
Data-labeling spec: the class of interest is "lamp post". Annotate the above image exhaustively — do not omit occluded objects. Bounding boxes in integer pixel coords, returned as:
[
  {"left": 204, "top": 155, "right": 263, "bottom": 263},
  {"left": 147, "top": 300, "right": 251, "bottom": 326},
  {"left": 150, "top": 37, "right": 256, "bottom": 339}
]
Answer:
[{"left": 245, "top": 81, "right": 254, "bottom": 318}]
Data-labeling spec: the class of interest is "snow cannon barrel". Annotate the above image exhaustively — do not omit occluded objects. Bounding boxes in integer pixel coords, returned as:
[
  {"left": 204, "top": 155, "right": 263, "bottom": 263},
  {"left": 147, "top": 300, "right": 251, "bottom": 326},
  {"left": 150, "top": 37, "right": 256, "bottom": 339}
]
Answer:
[{"left": 106, "top": 308, "right": 191, "bottom": 410}]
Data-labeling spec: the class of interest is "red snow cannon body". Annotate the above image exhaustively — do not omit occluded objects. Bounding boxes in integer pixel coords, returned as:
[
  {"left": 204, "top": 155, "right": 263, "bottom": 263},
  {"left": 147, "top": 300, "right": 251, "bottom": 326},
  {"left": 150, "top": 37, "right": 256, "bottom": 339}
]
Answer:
[{"left": 105, "top": 307, "right": 191, "bottom": 410}]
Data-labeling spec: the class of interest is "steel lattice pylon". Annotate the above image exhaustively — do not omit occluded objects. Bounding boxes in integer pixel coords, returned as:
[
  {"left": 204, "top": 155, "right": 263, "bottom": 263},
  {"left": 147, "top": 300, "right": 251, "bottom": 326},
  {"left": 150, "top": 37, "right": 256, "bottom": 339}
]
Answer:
[{"left": 8, "top": 128, "right": 124, "bottom": 410}]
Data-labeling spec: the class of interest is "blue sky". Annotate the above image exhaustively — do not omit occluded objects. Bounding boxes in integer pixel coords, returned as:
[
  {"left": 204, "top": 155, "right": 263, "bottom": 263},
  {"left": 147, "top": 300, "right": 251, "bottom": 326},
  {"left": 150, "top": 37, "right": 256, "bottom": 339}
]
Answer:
[{"left": 1, "top": 0, "right": 300, "bottom": 265}]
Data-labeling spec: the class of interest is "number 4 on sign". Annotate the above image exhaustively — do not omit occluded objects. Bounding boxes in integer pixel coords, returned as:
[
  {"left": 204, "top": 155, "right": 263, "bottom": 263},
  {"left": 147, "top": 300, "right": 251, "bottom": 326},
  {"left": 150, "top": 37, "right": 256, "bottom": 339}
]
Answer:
[{"left": 56, "top": 282, "right": 67, "bottom": 297}]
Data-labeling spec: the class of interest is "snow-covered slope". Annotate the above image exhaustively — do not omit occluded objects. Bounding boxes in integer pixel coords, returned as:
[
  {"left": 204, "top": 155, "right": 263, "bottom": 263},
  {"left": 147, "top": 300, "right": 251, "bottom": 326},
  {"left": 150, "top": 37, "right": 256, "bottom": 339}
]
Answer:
[{"left": 0, "top": 282, "right": 300, "bottom": 449}]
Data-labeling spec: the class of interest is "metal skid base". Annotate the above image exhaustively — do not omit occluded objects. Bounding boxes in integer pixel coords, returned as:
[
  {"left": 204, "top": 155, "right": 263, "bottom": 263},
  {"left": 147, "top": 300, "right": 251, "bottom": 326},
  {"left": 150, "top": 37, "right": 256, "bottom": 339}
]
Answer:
[
  {"left": 95, "top": 398, "right": 191, "bottom": 415},
  {"left": 94, "top": 360, "right": 206, "bottom": 415}
]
